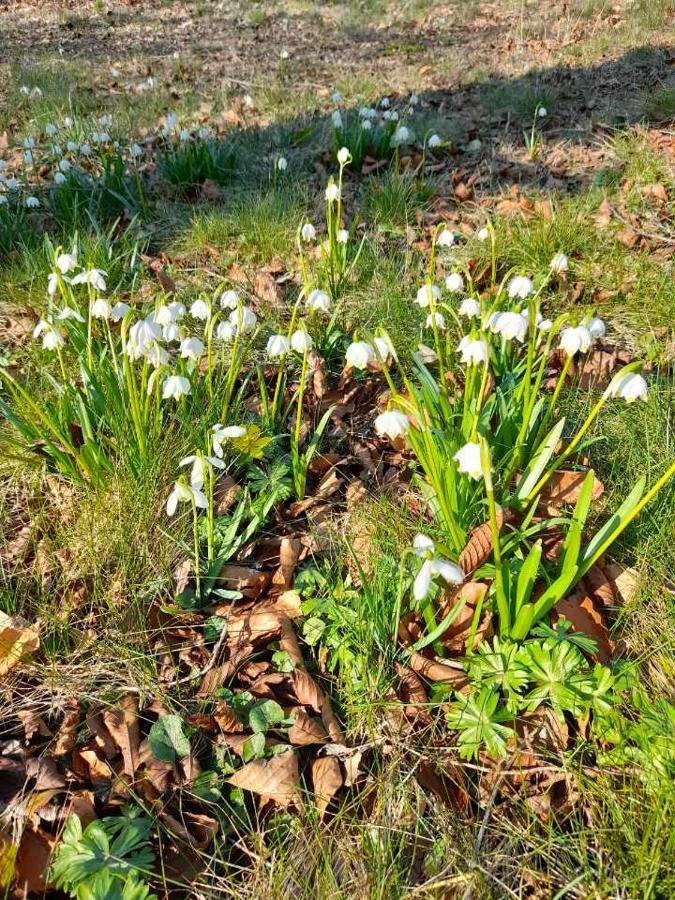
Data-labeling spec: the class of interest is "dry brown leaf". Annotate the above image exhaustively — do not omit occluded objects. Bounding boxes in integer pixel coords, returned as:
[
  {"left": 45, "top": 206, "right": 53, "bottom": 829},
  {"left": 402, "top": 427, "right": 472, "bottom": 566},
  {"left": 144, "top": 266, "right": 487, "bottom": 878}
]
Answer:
[
  {"left": 14, "top": 827, "right": 55, "bottom": 894},
  {"left": 272, "top": 537, "right": 301, "bottom": 590},
  {"left": 74, "top": 748, "right": 113, "bottom": 785},
  {"left": 439, "top": 582, "right": 490, "bottom": 654},
  {"left": 288, "top": 709, "right": 329, "bottom": 746},
  {"left": 86, "top": 711, "right": 118, "bottom": 758},
  {"left": 0, "top": 612, "right": 39, "bottom": 676},
  {"left": 604, "top": 561, "right": 641, "bottom": 605},
  {"left": 416, "top": 758, "right": 469, "bottom": 812},
  {"left": 311, "top": 755, "right": 343, "bottom": 818},
  {"left": 159, "top": 809, "right": 218, "bottom": 849},
  {"left": 408, "top": 652, "right": 469, "bottom": 688},
  {"left": 218, "top": 565, "right": 271, "bottom": 600},
  {"left": 102, "top": 695, "right": 140, "bottom": 778},
  {"left": 201, "top": 179, "right": 223, "bottom": 202},
  {"left": 17, "top": 708, "right": 51, "bottom": 742},
  {"left": 228, "top": 749, "right": 302, "bottom": 807},
  {"left": 394, "top": 662, "right": 432, "bottom": 726},
  {"left": 458, "top": 511, "right": 504, "bottom": 575},
  {"left": 213, "top": 702, "right": 244, "bottom": 734},
  {"left": 213, "top": 477, "right": 241, "bottom": 516},
  {"left": 51, "top": 700, "right": 81, "bottom": 756},
  {"left": 554, "top": 592, "right": 613, "bottom": 663},
  {"left": 278, "top": 615, "right": 305, "bottom": 668},
  {"left": 255, "top": 270, "right": 281, "bottom": 304},
  {"left": 583, "top": 565, "right": 616, "bottom": 608},
  {"left": 541, "top": 469, "right": 604, "bottom": 507}
]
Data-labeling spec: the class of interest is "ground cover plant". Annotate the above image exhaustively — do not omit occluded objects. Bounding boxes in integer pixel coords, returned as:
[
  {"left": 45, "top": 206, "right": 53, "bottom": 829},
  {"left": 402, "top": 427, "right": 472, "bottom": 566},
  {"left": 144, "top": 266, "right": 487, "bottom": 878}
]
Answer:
[{"left": 1, "top": 1, "right": 674, "bottom": 897}]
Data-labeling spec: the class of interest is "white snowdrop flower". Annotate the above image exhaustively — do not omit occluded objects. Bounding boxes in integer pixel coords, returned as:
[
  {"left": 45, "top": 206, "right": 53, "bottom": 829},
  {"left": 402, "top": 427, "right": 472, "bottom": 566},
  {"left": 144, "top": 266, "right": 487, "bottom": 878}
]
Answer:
[
  {"left": 507, "top": 275, "right": 533, "bottom": 299},
  {"left": 267, "top": 334, "right": 290, "bottom": 357},
  {"left": 538, "top": 319, "right": 553, "bottom": 332},
  {"left": 414, "top": 557, "right": 464, "bottom": 601},
  {"left": 454, "top": 442, "right": 483, "bottom": 480},
  {"left": 458, "top": 335, "right": 489, "bottom": 366},
  {"left": 392, "top": 125, "right": 411, "bottom": 146},
  {"left": 459, "top": 298, "right": 481, "bottom": 319},
  {"left": 426, "top": 311, "right": 447, "bottom": 330},
  {"left": 33, "top": 320, "right": 64, "bottom": 350},
  {"left": 146, "top": 343, "right": 169, "bottom": 367},
  {"left": 167, "top": 301, "right": 186, "bottom": 321},
  {"left": 374, "top": 335, "right": 397, "bottom": 361},
  {"left": 179, "top": 129, "right": 191, "bottom": 142},
  {"left": 51, "top": 144, "right": 62, "bottom": 155},
  {"left": 361, "top": 119, "right": 372, "bottom": 131},
  {"left": 219, "top": 289, "right": 240, "bottom": 310},
  {"left": 410, "top": 93, "right": 419, "bottom": 106},
  {"left": 99, "top": 113, "right": 113, "bottom": 127},
  {"left": 445, "top": 272, "right": 465, "bottom": 293},
  {"left": 25, "top": 196, "right": 40, "bottom": 208},
  {"left": 91, "top": 298, "right": 112, "bottom": 319},
  {"left": 63, "top": 116, "right": 73, "bottom": 127},
  {"left": 229, "top": 305, "right": 257, "bottom": 333},
  {"left": 180, "top": 337, "right": 204, "bottom": 360},
  {"left": 166, "top": 480, "right": 207, "bottom": 516},
  {"left": 31, "top": 87, "right": 42, "bottom": 98},
  {"left": 359, "top": 106, "right": 377, "bottom": 119},
  {"left": 374, "top": 409, "right": 409, "bottom": 440},
  {"left": 325, "top": 182, "right": 340, "bottom": 202},
  {"left": 345, "top": 340, "right": 375, "bottom": 370},
  {"left": 110, "top": 302, "right": 131, "bottom": 322},
  {"left": 198, "top": 127, "right": 211, "bottom": 140},
  {"left": 190, "top": 298, "right": 211, "bottom": 321},
  {"left": 587, "top": 317, "right": 606, "bottom": 341},
  {"left": 47, "top": 273, "right": 59, "bottom": 296},
  {"left": 58, "top": 158, "right": 71, "bottom": 172},
  {"left": 23, "top": 151, "right": 33, "bottom": 165},
  {"left": 0, "top": 195, "right": 7, "bottom": 205},
  {"left": 23, "top": 137, "right": 35, "bottom": 149},
  {"left": 301, "top": 223, "right": 316, "bottom": 241},
  {"left": 45, "top": 123, "right": 58, "bottom": 137},
  {"left": 331, "top": 90, "right": 343, "bottom": 103},
  {"left": 559, "top": 325, "right": 593, "bottom": 357},
  {"left": 130, "top": 143, "right": 143, "bottom": 158},
  {"left": 66, "top": 140, "right": 78, "bottom": 153},
  {"left": 380, "top": 96, "right": 390, "bottom": 109},
  {"left": 415, "top": 283, "right": 441, "bottom": 308},
  {"left": 6, "top": 178, "right": 20, "bottom": 191},
  {"left": 166, "top": 113, "right": 178, "bottom": 129},
  {"left": 211, "top": 423, "right": 246, "bottom": 457},
  {"left": 336, "top": 228, "right": 349, "bottom": 244},
  {"left": 437, "top": 228, "right": 454, "bottom": 248},
  {"left": 428, "top": 133, "right": 442, "bottom": 148},
  {"left": 277, "top": 156, "right": 288, "bottom": 171},
  {"left": 550, "top": 252, "right": 568, "bottom": 273},
  {"left": 71, "top": 269, "right": 107, "bottom": 291},
  {"left": 606, "top": 371, "right": 648, "bottom": 403},
  {"left": 56, "top": 253, "right": 77, "bottom": 274},
  {"left": 413, "top": 534, "right": 436, "bottom": 556},
  {"left": 80, "top": 143, "right": 92, "bottom": 156},
  {"left": 180, "top": 453, "right": 225, "bottom": 489},
  {"left": 162, "top": 375, "right": 191, "bottom": 401},
  {"left": 163, "top": 323, "right": 181, "bottom": 343},
  {"left": 306, "top": 288, "right": 331, "bottom": 314},
  {"left": 216, "top": 321, "right": 236, "bottom": 342},
  {"left": 495, "top": 310, "right": 528, "bottom": 342},
  {"left": 291, "top": 329, "right": 313, "bottom": 353},
  {"left": 331, "top": 110, "right": 343, "bottom": 129},
  {"left": 154, "top": 305, "right": 175, "bottom": 327},
  {"left": 337, "top": 146, "right": 350, "bottom": 165},
  {"left": 128, "top": 317, "right": 162, "bottom": 357},
  {"left": 57, "top": 306, "right": 85, "bottom": 323},
  {"left": 19, "top": 85, "right": 30, "bottom": 96},
  {"left": 384, "top": 109, "right": 399, "bottom": 121},
  {"left": 54, "top": 172, "right": 66, "bottom": 186},
  {"left": 538, "top": 106, "right": 548, "bottom": 118}
]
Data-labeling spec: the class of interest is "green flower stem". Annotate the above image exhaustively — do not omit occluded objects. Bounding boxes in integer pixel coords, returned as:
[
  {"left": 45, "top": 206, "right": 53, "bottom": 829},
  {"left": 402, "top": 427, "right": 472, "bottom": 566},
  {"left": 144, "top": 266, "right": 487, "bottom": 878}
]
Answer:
[
  {"left": 191, "top": 494, "right": 201, "bottom": 601},
  {"left": 481, "top": 438, "right": 509, "bottom": 635}
]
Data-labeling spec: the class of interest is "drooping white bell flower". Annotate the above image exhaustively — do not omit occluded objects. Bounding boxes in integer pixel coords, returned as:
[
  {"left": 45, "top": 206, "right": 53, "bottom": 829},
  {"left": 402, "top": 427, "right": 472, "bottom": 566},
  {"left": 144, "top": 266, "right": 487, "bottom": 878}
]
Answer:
[
  {"left": 91, "top": 298, "right": 112, "bottom": 320},
  {"left": 290, "top": 329, "right": 313, "bottom": 353},
  {"left": 494, "top": 311, "right": 527, "bottom": 342},
  {"left": 229, "top": 305, "right": 257, "bottom": 333},
  {"left": 56, "top": 253, "right": 77, "bottom": 274},
  {"left": 306, "top": 288, "right": 331, "bottom": 314},
  {"left": 374, "top": 335, "right": 397, "bottom": 361},
  {"left": 127, "top": 317, "right": 162, "bottom": 358},
  {"left": 154, "top": 305, "right": 174, "bottom": 327},
  {"left": 345, "top": 341, "right": 375, "bottom": 370},
  {"left": 426, "top": 311, "right": 447, "bottom": 330},
  {"left": 56, "top": 306, "right": 85, "bottom": 323},
  {"left": 325, "top": 182, "right": 340, "bottom": 202},
  {"left": 71, "top": 269, "right": 107, "bottom": 292},
  {"left": 415, "top": 283, "right": 441, "bottom": 308},
  {"left": 586, "top": 317, "right": 606, "bottom": 341},
  {"left": 267, "top": 334, "right": 291, "bottom": 358},
  {"left": 538, "top": 319, "right": 553, "bottom": 332},
  {"left": 428, "top": 133, "right": 442, "bottom": 148},
  {"left": 166, "top": 480, "right": 208, "bottom": 516},
  {"left": 146, "top": 343, "right": 169, "bottom": 367},
  {"left": 606, "top": 372, "right": 648, "bottom": 403},
  {"left": 219, "top": 290, "right": 239, "bottom": 310},
  {"left": 437, "top": 228, "right": 454, "bottom": 247},
  {"left": 332, "top": 110, "right": 343, "bottom": 129},
  {"left": 445, "top": 272, "right": 464, "bottom": 293},
  {"left": 559, "top": 325, "right": 592, "bottom": 357},
  {"left": 550, "top": 252, "right": 568, "bottom": 273},
  {"left": 110, "top": 301, "right": 131, "bottom": 322},
  {"left": 162, "top": 323, "right": 180, "bottom": 343},
  {"left": 301, "top": 223, "right": 316, "bottom": 241},
  {"left": 458, "top": 335, "right": 489, "bottom": 366},
  {"left": 180, "top": 337, "right": 205, "bottom": 360},
  {"left": 179, "top": 453, "right": 225, "bottom": 488},
  {"left": 25, "top": 196, "right": 40, "bottom": 208},
  {"left": 277, "top": 156, "right": 288, "bottom": 171},
  {"left": 374, "top": 410, "right": 409, "bottom": 440},
  {"left": 538, "top": 106, "right": 548, "bottom": 118},
  {"left": 212, "top": 423, "right": 246, "bottom": 457},
  {"left": 392, "top": 125, "right": 411, "bottom": 146},
  {"left": 453, "top": 442, "right": 483, "bottom": 480},
  {"left": 459, "top": 297, "right": 481, "bottom": 319},
  {"left": 216, "top": 321, "right": 236, "bottom": 342},
  {"left": 47, "top": 273, "right": 59, "bottom": 296},
  {"left": 190, "top": 298, "right": 210, "bottom": 321},
  {"left": 507, "top": 275, "right": 533, "bottom": 300},
  {"left": 54, "top": 172, "right": 66, "bottom": 186},
  {"left": 337, "top": 147, "right": 351, "bottom": 165},
  {"left": 45, "top": 123, "right": 58, "bottom": 136},
  {"left": 336, "top": 228, "right": 349, "bottom": 244},
  {"left": 411, "top": 534, "right": 464, "bottom": 601},
  {"left": 162, "top": 375, "right": 191, "bottom": 400},
  {"left": 33, "top": 320, "right": 64, "bottom": 351}
]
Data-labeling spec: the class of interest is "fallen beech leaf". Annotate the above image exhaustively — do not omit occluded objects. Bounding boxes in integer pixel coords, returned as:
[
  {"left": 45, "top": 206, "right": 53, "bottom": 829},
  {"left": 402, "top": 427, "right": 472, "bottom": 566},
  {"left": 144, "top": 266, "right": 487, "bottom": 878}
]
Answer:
[
  {"left": 201, "top": 178, "right": 223, "bottom": 202},
  {"left": 25, "top": 757, "right": 66, "bottom": 790},
  {"left": 604, "top": 561, "right": 641, "bottom": 605},
  {"left": 51, "top": 700, "right": 80, "bottom": 756},
  {"left": 213, "top": 701, "right": 244, "bottom": 734},
  {"left": 75, "top": 749, "right": 113, "bottom": 785},
  {"left": 416, "top": 759, "right": 469, "bottom": 811},
  {"left": 228, "top": 749, "right": 302, "bottom": 807},
  {"left": 394, "top": 662, "right": 432, "bottom": 726},
  {"left": 407, "top": 652, "right": 469, "bottom": 688},
  {"left": 583, "top": 565, "right": 616, "bottom": 608},
  {"left": 458, "top": 511, "right": 503, "bottom": 575},
  {"left": 102, "top": 694, "right": 140, "bottom": 777},
  {"left": 289, "top": 709, "right": 329, "bottom": 746},
  {"left": 439, "top": 582, "right": 490, "bottom": 654},
  {"left": 311, "top": 756, "right": 343, "bottom": 818},
  {"left": 255, "top": 270, "right": 281, "bottom": 305},
  {"left": 278, "top": 616, "right": 305, "bottom": 668},
  {"left": 554, "top": 592, "right": 613, "bottom": 663},
  {"left": 291, "top": 669, "right": 344, "bottom": 742},
  {"left": 86, "top": 711, "right": 118, "bottom": 758},
  {"left": 0, "top": 612, "right": 39, "bottom": 676},
  {"left": 454, "top": 181, "right": 473, "bottom": 201},
  {"left": 159, "top": 809, "right": 218, "bottom": 849},
  {"left": 213, "top": 476, "right": 241, "bottom": 515},
  {"left": 0, "top": 758, "right": 27, "bottom": 812},
  {"left": 541, "top": 469, "right": 603, "bottom": 507},
  {"left": 14, "top": 827, "right": 55, "bottom": 894},
  {"left": 17, "top": 708, "right": 51, "bottom": 742}
]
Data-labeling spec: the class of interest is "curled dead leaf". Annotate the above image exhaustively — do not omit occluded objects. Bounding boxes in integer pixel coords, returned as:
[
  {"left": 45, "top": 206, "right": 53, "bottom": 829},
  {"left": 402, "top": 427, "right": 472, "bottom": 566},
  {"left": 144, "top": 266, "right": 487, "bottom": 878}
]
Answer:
[
  {"left": 227, "top": 749, "right": 302, "bottom": 808},
  {"left": 458, "top": 511, "right": 503, "bottom": 575},
  {"left": 311, "top": 755, "right": 343, "bottom": 818},
  {"left": 0, "top": 612, "right": 39, "bottom": 677},
  {"left": 554, "top": 591, "right": 613, "bottom": 663}
]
